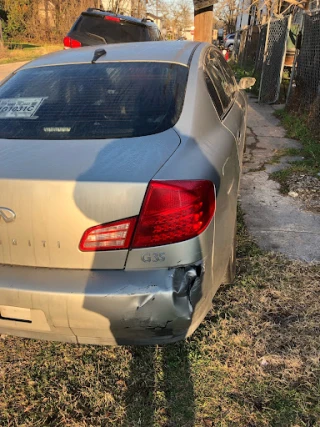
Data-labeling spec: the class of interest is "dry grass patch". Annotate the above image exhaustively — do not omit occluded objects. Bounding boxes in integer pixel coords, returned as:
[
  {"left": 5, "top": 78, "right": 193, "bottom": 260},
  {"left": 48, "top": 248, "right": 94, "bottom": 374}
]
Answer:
[
  {"left": 0, "top": 44, "right": 62, "bottom": 64},
  {"left": 0, "top": 211, "right": 319, "bottom": 426}
]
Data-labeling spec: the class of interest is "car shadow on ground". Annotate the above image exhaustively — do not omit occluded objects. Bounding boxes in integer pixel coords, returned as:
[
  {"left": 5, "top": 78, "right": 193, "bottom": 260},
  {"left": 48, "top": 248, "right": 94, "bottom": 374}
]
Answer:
[{"left": 124, "top": 342, "right": 195, "bottom": 426}]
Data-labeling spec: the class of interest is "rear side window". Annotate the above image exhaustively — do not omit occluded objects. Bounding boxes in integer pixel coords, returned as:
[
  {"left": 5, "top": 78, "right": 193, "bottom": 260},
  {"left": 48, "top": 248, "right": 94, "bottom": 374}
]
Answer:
[
  {"left": 205, "top": 48, "right": 237, "bottom": 113},
  {"left": 212, "top": 50, "right": 237, "bottom": 92},
  {"left": 204, "top": 72, "right": 223, "bottom": 117},
  {"left": 73, "top": 15, "right": 150, "bottom": 43},
  {"left": 0, "top": 62, "right": 189, "bottom": 140}
]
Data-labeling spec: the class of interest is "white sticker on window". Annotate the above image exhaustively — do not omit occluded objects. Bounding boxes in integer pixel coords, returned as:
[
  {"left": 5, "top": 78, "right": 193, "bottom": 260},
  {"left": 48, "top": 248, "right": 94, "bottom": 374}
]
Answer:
[
  {"left": 43, "top": 127, "right": 71, "bottom": 133},
  {"left": 0, "top": 97, "right": 47, "bottom": 119}
]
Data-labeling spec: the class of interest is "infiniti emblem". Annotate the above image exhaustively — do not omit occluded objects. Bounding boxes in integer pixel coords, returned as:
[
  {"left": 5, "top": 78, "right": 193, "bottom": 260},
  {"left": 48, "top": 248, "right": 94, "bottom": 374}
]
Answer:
[{"left": 0, "top": 207, "right": 16, "bottom": 223}]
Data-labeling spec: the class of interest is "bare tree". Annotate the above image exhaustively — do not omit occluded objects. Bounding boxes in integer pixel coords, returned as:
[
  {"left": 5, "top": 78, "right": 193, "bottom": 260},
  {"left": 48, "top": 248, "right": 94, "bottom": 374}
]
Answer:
[
  {"left": 3, "top": 0, "right": 103, "bottom": 42},
  {"left": 102, "top": 0, "right": 131, "bottom": 14},
  {"left": 101, "top": 0, "right": 146, "bottom": 17},
  {"left": 154, "top": 0, "right": 193, "bottom": 38},
  {"left": 215, "top": 0, "right": 307, "bottom": 34},
  {"left": 214, "top": 0, "right": 238, "bottom": 33}
]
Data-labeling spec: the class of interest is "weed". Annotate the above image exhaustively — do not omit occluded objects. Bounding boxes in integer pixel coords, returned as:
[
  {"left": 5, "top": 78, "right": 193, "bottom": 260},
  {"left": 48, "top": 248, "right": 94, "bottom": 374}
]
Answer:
[
  {"left": 274, "top": 109, "right": 320, "bottom": 170},
  {"left": 270, "top": 109, "right": 320, "bottom": 191}
]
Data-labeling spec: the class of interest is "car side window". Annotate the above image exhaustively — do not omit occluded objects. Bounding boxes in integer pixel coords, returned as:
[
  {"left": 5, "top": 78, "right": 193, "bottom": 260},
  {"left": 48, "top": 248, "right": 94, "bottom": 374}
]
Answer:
[
  {"left": 204, "top": 70, "right": 223, "bottom": 117},
  {"left": 205, "top": 48, "right": 237, "bottom": 114},
  {"left": 211, "top": 49, "right": 237, "bottom": 96}
]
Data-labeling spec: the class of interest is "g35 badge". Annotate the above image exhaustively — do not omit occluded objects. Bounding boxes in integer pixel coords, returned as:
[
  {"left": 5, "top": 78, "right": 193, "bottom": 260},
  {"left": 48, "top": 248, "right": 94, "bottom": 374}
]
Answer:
[{"left": 141, "top": 252, "right": 166, "bottom": 263}]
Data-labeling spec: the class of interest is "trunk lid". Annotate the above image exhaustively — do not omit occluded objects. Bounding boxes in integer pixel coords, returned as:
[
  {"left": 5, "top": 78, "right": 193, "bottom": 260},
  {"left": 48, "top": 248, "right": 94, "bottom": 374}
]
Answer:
[{"left": 0, "top": 129, "right": 180, "bottom": 269}]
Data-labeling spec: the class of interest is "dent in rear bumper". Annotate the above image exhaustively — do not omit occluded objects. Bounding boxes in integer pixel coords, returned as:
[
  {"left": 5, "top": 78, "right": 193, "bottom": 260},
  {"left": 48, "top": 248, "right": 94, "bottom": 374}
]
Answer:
[{"left": 0, "top": 261, "right": 209, "bottom": 345}]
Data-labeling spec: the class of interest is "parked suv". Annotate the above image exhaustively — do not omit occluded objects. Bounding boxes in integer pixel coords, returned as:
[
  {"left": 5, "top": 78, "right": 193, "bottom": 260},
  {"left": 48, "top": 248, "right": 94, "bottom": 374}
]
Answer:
[{"left": 64, "top": 8, "right": 162, "bottom": 48}]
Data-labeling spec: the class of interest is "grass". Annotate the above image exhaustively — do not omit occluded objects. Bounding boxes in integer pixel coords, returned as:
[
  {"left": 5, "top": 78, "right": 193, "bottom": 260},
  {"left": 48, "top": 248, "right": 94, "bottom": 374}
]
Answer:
[
  {"left": 0, "top": 43, "right": 62, "bottom": 64},
  {"left": 0, "top": 209, "right": 319, "bottom": 426},
  {"left": 270, "top": 109, "right": 320, "bottom": 192},
  {"left": 267, "top": 147, "right": 301, "bottom": 165},
  {"left": 274, "top": 109, "right": 320, "bottom": 168}
]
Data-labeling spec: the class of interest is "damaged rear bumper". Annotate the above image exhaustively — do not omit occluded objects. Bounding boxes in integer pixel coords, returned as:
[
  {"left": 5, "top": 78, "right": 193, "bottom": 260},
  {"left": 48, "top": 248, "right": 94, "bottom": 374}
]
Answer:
[{"left": 0, "top": 262, "right": 208, "bottom": 345}]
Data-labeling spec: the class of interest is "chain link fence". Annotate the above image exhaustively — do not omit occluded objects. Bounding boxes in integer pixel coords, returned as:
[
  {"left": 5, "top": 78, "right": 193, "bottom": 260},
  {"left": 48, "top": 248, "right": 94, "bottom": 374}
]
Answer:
[
  {"left": 288, "top": 10, "right": 320, "bottom": 134},
  {"left": 259, "top": 17, "right": 290, "bottom": 103},
  {"left": 236, "top": 7, "right": 320, "bottom": 137},
  {"left": 235, "top": 17, "right": 289, "bottom": 103},
  {"left": 309, "top": 0, "right": 320, "bottom": 12}
]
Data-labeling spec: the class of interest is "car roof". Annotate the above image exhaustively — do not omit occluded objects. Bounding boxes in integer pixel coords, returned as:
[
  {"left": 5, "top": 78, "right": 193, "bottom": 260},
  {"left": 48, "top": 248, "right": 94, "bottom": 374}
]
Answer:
[
  {"left": 20, "top": 41, "right": 202, "bottom": 70},
  {"left": 82, "top": 8, "right": 158, "bottom": 28}
]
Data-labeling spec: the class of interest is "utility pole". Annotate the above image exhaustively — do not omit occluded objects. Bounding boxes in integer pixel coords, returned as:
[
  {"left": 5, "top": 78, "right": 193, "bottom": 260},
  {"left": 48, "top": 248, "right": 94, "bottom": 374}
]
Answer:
[
  {"left": 0, "top": 19, "right": 3, "bottom": 49},
  {"left": 193, "top": 0, "right": 215, "bottom": 43}
]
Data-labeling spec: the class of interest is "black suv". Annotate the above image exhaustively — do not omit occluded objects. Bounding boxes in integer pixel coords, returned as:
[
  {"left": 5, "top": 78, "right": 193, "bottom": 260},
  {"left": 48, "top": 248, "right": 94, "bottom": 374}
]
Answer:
[{"left": 64, "top": 8, "right": 162, "bottom": 48}]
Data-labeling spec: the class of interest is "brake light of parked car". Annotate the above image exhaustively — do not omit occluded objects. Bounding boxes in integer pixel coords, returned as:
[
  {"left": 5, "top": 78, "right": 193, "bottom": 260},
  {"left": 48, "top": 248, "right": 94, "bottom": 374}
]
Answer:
[
  {"left": 63, "top": 36, "right": 82, "bottom": 49},
  {"left": 104, "top": 16, "right": 121, "bottom": 22},
  {"left": 132, "top": 180, "right": 216, "bottom": 248},
  {"left": 79, "top": 218, "right": 137, "bottom": 251}
]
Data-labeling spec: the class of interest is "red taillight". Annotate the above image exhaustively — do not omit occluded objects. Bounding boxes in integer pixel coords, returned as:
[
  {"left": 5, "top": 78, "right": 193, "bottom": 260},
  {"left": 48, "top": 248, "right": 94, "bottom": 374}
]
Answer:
[
  {"left": 104, "top": 16, "right": 121, "bottom": 22},
  {"left": 79, "top": 217, "right": 137, "bottom": 251},
  {"left": 79, "top": 180, "right": 215, "bottom": 252},
  {"left": 132, "top": 180, "right": 216, "bottom": 248},
  {"left": 63, "top": 36, "right": 82, "bottom": 49}
]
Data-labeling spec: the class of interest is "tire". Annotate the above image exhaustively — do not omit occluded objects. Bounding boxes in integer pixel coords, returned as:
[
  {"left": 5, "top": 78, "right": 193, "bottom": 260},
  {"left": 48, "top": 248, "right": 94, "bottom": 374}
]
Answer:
[{"left": 222, "top": 220, "right": 237, "bottom": 284}]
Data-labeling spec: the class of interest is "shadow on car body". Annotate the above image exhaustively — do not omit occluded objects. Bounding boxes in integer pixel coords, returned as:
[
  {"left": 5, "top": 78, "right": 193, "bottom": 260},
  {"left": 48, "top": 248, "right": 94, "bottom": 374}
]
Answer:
[
  {"left": 73, "top": 128, "right": 223, "bottom": 344},
  {"left": 72, "top": 129, "right": 224, "bottom": 424}
]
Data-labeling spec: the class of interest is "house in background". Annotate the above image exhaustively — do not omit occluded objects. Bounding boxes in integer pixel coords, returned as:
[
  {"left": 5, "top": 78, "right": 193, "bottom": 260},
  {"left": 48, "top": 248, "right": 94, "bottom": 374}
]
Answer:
[
  {"left": 101, "top": 0, "right": 147, "bottom": 17},
  {"left": 236, "top": 0, "right": 268, "bottom": 30},
  {"left": 146, "top": 12, "right": 163, "bottom": 31},
  {"left": 181, "top": 27, "right": 194, "bottom": 40}
]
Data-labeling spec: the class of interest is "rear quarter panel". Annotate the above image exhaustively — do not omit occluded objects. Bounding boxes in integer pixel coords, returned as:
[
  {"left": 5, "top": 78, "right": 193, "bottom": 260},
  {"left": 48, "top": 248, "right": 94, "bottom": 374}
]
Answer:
[
  {"left": 147, "top": 43, "right": 241, "bottom": 290},
  {"left": 223, "top": 90, "right": 247, "bottom": 165}
]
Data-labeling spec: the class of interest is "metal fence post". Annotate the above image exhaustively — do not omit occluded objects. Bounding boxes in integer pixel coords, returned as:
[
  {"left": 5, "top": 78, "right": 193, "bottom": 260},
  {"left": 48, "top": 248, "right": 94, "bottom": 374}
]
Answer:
[
  {"left": 286, "top": 16, "right": 303, "bottom": 106},
  {"left": 258, "top": 18, "right": 270, "bottom": 103},
  {"left": 275, "top": 14, "right": 292, "bottom": 103}
]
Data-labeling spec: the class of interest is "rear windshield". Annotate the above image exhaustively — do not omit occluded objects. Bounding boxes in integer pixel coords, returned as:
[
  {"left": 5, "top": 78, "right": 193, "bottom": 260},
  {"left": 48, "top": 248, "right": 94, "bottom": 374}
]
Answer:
[
  {"left": 0, "top": 62, "right": 189, "bottom": 140},
  {"left": 73, "top": 15, "right": 150, "bottom": 43}
]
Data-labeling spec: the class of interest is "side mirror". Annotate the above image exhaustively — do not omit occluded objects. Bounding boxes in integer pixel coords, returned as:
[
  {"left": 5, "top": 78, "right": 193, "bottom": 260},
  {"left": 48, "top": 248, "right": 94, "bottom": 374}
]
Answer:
[{"left": 238, "top": 77, "right": 256, "bottom": 90}]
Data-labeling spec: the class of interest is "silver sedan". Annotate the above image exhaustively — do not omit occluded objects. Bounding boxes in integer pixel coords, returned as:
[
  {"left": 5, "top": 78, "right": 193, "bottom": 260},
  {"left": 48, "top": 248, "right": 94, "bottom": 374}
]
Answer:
[{"left": 0, "top": 41, "right": 253, "bottom": 345}]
